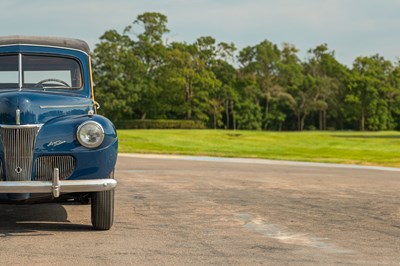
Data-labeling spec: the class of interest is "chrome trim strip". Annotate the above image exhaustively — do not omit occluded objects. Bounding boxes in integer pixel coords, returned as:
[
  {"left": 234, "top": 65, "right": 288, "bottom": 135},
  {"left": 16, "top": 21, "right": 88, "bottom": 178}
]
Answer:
[
  {"left": 18, "top": 53, "right": 22, "bottom": 89},
  {"left": 0, "top": 44, "right": 89, "bottom": 56},
  {"left": 0, "top": 179, "right": 117, "bottom": 196},
  {"left": 40, "top": 104, "right": 93, "bottom": 109},
  {"left": 15, "top": 109, "right": 20, "bottom": 125},
  {"left": 0, "top": 124, "right": 43, "bottom": 129},
  {"left": 0, "top": 88, "right": 83, "bottom": 95},
  {"left": 52, "top": 168, "right": 60, "bottom": 197}
]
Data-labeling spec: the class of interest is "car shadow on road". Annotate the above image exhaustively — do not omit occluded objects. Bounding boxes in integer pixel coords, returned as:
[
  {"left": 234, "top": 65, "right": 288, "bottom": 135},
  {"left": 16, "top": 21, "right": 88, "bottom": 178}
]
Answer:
[{"left": 0, "top": 203, "right": 92, "bottom": 236}]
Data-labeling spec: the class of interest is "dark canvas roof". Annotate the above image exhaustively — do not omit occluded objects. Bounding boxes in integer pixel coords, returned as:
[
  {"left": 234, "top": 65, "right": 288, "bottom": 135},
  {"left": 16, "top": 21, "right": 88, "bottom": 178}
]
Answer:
[{"left": 0, "top": 35, "right": 90, "bottom": 54}]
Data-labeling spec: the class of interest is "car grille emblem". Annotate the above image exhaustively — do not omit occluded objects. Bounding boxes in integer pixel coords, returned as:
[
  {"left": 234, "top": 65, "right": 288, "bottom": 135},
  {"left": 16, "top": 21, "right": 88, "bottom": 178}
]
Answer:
[{"left": 15, "top": 167, "right": 23, "bottom": 174}]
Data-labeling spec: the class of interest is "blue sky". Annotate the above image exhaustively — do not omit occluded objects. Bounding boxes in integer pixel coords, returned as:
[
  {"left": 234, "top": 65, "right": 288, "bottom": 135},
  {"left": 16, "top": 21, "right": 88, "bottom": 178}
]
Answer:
[{"left": 1, "top": 0, "right": 399, "bottom": 66}]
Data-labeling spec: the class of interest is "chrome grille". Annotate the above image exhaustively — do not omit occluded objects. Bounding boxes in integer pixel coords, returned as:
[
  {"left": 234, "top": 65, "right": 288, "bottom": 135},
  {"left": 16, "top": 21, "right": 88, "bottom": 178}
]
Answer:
[
  {"left": 35, "top": 156, "right": 75, "bottom": 181},
  {"left": 0, "top": 126, "right": 41, "bottom": 181}
]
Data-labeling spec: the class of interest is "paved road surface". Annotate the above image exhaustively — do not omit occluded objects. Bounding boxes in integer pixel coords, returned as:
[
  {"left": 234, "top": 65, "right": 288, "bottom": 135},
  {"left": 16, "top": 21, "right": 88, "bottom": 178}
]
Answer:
[{"left": 1, "top": 154, "right": 400, "bottom": 265}]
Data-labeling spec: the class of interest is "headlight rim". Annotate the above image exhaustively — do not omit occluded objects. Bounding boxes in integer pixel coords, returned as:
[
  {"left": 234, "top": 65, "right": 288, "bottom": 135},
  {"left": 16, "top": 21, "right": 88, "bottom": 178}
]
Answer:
[{"left": 76, "top": 121, "right": 105, "bottom": 148}]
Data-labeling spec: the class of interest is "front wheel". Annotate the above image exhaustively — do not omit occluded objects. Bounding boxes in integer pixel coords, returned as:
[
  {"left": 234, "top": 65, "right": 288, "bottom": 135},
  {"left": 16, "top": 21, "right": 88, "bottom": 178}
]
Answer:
[
  {"left": 91, "top": 172, "right": 115, "bottom": 230},
  {"left": 91, "top": 190, "right": 114, "bottom": 230}
]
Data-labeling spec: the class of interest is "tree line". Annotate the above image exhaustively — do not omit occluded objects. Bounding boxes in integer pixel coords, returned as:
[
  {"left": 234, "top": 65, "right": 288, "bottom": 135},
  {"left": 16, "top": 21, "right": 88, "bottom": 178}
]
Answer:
[{"left": 92, "top": 12, "right": 400, "bottom": 131}]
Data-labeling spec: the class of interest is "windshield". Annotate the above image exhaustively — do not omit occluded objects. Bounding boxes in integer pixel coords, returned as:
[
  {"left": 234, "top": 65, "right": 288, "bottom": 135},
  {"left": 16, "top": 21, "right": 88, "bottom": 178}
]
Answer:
[{"left": 0, "top": 54, "right": 83, "bottom": 90}]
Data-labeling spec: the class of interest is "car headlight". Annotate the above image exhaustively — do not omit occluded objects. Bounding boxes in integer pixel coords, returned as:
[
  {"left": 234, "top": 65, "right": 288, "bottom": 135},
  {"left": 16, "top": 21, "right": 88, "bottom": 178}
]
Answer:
[{"left": 77, "top": 121, "right": 104, "bottom": 148}]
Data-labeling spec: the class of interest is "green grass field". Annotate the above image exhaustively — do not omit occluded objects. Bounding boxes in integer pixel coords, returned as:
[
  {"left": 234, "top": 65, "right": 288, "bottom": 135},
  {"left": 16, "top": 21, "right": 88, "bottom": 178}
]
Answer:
[{"left": 117, "top": 130, "right": 400, "bottom": 167}]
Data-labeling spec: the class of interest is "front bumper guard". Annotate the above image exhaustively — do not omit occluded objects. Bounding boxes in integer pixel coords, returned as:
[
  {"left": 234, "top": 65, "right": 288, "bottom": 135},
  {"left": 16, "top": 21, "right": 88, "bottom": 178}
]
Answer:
[{"left": 0, "top": 168, "right": 117, "bottom": 198}]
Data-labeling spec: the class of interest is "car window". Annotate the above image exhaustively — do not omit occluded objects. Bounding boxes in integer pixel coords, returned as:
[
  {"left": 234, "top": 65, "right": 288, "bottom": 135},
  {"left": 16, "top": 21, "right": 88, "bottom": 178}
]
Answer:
[
  {"left": 0, "top": 54, "right": 83, "bottom": 90},
  {"left": 22, "top": 55, "right": 83, "bottom": 90},
  {"left": 0, "top": 55, "right": 19, "bottom": 89}
]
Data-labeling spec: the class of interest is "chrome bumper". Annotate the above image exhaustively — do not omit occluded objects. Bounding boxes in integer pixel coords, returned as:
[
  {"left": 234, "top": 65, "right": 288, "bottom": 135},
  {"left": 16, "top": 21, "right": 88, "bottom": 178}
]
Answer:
[{"left": 0, "top": 168, "right": 117, "bottom": 198}]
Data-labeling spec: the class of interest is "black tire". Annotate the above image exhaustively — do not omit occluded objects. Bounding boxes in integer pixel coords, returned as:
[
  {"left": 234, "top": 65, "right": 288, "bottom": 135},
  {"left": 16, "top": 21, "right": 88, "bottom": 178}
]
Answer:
[
  {"left": 91, "top": 172, "right": 115, "bottom": 230},
  {"left": 91, "top": 189, "right": 114, "bottom": 230}
]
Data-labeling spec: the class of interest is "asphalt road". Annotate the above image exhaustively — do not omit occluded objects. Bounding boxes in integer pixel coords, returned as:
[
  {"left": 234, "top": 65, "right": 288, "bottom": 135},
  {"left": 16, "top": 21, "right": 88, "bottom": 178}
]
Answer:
[{"left": 1, "top": 154, "right": 400, "bottom": 265}]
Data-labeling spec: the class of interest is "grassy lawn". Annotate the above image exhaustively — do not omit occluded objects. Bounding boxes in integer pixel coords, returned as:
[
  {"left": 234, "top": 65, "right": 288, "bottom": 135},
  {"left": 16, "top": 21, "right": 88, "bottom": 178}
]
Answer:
[{"left": 117, "top": 129, "right": 400, "bottom": 168}]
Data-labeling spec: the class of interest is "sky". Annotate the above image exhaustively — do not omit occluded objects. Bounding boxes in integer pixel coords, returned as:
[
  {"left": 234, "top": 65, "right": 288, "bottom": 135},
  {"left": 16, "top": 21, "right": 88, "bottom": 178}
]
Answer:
[{"left": 0, "top": 0, "right": 399, "bottom": 66}]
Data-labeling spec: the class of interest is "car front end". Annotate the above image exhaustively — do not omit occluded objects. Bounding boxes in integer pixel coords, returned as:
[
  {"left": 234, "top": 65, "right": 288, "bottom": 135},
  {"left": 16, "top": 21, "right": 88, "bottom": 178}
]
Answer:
[{"left": 0, "top": 36, "right": 118, "bottom": 230}]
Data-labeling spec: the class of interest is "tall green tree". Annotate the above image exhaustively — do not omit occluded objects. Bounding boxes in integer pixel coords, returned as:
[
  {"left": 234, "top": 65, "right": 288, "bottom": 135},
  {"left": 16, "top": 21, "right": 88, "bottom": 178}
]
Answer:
[
  {"left": 277, "top": 43, "right": 303, "bottom": 130},
  {"left": 194, "top": 37, "right": 237, "bottom": 128},
  {"left": 92, "top": 12, "right": 400, "bottom": 132},
  {"left": 387, "top": 61, "right": 400, "bottom": 129},
  {"left": 305, "top": 44, "right": 340, "bottom": 130},
  {"left": 212, "top": 59, "right": 238, "bottom": 129},
  {"left": 124, "top": 12, "right": 170, "bottom": 119},
  {"left": 239, "top": 40, "right": 293, "bottom": 130},
  {"left": 92, "top": 30, "right": 145, "bottom": 122},
  {"left": 346, "top": 55, "right": 393, "bottom": 131},
  {"left": 160, "top": 41, "right": 220, "bottom": 124}
]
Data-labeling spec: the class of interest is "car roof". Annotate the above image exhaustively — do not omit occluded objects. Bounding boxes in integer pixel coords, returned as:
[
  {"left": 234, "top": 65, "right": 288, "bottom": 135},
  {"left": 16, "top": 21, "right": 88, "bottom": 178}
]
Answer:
[{"left": 0, "top": 35, "right": 90, "bottom": 54}]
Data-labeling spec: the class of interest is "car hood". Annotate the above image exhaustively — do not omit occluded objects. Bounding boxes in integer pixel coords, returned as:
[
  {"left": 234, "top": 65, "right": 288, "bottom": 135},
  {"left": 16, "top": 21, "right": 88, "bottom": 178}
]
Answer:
[{"left": 0, "top": 90, "right": 94, "bottom": 125}]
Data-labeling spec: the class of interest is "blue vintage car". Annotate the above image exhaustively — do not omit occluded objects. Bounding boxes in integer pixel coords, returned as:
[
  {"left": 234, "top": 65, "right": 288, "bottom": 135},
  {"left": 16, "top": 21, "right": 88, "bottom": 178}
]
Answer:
[{"left": 0, "top": 36, "right": 118, "bottom": 230}]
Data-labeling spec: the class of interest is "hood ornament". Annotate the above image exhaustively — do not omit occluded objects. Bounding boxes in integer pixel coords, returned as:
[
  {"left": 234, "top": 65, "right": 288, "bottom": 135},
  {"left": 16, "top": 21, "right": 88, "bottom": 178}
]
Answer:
[{"left": 16, "top": 109, "right": 20, "bottom": 125}]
